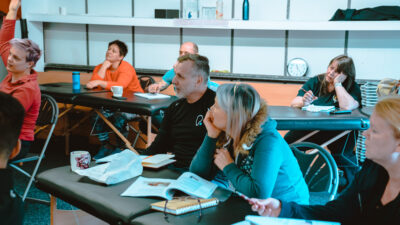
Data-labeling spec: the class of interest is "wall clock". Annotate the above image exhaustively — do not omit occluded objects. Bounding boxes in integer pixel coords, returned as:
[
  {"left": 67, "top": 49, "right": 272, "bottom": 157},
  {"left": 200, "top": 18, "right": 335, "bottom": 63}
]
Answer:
[{"left": 287, "top": 58, "right": 308, "bottom": 77}]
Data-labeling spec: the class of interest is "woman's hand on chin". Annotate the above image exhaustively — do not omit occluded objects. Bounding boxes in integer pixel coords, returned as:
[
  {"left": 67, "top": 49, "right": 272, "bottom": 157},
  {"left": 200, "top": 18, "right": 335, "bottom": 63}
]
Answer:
[
  {"left": 204, "top": 110, "right": 222, "bottom": 138},
  {"left": 334, "top": 73, "right": 347, "bottom": 84}
]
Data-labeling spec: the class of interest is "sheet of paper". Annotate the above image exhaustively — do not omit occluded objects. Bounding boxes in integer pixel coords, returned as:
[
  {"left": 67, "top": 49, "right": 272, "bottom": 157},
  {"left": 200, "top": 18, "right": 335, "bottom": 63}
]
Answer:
[
  {"left": 143, "top": 159, "right": 176, "bottom": 169},
  {"left": 245, "top": 215, "right": 341, "bottom": 225},
  {"left": 134, "top": 93, "right": 171, "bottom": 99},
  {"left": 121, "top": 176, "right": 175, "bottom": 199},
  {"left": 141, "top": 154, "right": 175, "bottom": 164},
  {"left": 302, "top": 104, "right": 335, "bottom": 112},
  {"left": 75, "top": 150, "right": 143, "bottom": 185},
  {"left": 170, "top": 172, "right": 217, "bottom": 199}
]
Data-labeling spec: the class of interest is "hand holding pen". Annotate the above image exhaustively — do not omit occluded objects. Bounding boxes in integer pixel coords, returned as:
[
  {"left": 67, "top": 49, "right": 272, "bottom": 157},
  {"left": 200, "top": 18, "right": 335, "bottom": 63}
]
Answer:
[{"left": 301, "top": 88, "right": 317, "bottom": 106}]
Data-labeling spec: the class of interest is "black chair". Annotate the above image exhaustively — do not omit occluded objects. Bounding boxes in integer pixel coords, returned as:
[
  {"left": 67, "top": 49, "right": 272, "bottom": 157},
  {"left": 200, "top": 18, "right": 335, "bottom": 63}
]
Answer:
[
  {"left": 290, "top": 142, "right": 339, "bottom": 204},
  {"left": 127, "top": 75, "right": 157, "bottom": 148},
  {"left": 138, "top": 75, "right": 156, "bottom": 92},
  {"left": 9, "top": 94, "right": 59, "bottom": 203}
]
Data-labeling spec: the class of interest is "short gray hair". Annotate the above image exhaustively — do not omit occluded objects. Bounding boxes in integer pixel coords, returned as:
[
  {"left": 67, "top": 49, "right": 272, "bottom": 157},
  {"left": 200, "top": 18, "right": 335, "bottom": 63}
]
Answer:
[
  {"left": 10, "top": 38, "right": 41, "bottom": 67},
  {"left": 177, "top": 53, "right": 209, "bottom": 85},
  {"left": 216, "top": 83, "right": 261, "bottom": 148}
]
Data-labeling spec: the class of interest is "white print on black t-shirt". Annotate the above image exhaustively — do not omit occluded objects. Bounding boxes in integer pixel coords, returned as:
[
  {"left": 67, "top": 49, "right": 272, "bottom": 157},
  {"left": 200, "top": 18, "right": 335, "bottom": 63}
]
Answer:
[{"left": 195, "top": 114, "right": 204, "bottom": 126}]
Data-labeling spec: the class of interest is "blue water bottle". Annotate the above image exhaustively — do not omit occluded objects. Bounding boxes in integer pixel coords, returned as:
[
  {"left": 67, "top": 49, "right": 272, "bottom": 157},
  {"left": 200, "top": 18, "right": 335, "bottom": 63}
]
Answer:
[
  {"left": 72, "top": 71, "right": 80, "bottom": 91},
  {"left": 242, "top": 0, "right": 249, "bottom": 20}
]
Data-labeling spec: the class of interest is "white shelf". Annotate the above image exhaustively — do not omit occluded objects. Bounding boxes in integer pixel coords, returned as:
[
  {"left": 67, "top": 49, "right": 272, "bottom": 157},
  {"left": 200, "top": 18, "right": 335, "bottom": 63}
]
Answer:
[{"left": 27, "top": 13, "right": 400, "bottom": 31}]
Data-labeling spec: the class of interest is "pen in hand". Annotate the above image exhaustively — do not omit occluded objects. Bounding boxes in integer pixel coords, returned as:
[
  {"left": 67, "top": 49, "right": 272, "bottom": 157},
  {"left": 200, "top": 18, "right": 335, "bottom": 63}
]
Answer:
[
  {"left": 235, "top": 190, "right": 250, "bottom": 201},
  {"left": 301, "top": 88, "right": 312, "bottom": 95},
  {"left": 301, "top": 88, "right": 317, "bottom": 104}
]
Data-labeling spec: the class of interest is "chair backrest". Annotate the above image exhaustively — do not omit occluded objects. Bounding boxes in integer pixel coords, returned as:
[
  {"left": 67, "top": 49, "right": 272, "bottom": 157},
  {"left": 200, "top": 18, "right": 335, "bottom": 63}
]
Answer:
[
  {"left": 11, "top": 94, "right": 59, "bottom": 202},
  {"left": 138, "top": 75, "right": 155, "bottom": 91},
  {"left": 290, "top": 142, "right": 339, "bottom": 201},
  {"left": 36, "top": 94, "right": 59, "bottom": 126}
]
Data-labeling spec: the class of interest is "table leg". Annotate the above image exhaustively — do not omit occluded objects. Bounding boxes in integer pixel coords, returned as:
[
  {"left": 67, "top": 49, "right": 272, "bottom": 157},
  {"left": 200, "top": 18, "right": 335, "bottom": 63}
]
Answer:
[
  {"left": 293, "top": 130, "right": 320, "bottom": 143},
  {"left": 320, "top": 130, "right": 352, "bottom": 148},
  {"left": 146, "top": 116, "right": 152, "bottom": 147},
  {"left": 95, "top": 109, "right": 138, "bottom": 154}
]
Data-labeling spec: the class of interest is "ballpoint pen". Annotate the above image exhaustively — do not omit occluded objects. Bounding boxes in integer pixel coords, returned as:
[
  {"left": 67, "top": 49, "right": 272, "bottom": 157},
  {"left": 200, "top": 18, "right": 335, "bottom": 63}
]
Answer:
[
  {"left": 235, "top": 190, "right": 250, "bottom": 201},
  {"left": 301, "top": 88, "right": 312, "bottom": 95},
  {"left": 301, "top": 88, "right": 315, "bottom": 103}
]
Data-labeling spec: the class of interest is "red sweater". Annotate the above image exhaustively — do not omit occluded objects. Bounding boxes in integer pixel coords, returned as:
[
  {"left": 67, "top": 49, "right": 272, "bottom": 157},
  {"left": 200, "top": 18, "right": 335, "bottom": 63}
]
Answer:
[
  {"left": 90, "top": 61, "right": 144, "bottom": 93},
  {"left": 0, "top": 18, "right": 41, "bottom": 141}
]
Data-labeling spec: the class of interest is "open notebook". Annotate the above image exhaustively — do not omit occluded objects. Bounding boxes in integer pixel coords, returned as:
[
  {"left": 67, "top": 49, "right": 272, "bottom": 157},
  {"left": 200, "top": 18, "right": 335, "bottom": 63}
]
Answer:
[{"left": 121, "top": 172, "right": 217, "bottom": 200}]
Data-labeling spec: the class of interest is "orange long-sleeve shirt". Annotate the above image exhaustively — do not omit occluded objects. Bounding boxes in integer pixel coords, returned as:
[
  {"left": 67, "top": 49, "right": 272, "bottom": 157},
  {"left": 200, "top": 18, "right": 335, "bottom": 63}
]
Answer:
[{"left": 90, "top": 61, "right": 144, "bottom": 93}]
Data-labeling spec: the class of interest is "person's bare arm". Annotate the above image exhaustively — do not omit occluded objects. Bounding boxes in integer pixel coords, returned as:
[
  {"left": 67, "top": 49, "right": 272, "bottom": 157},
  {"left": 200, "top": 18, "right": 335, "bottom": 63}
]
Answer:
[
  {"left": 6, "top": 0, "right": 20, "bottom": 20},
  {"left": 148, "top": 80, "right": 169, "bottom": 93},
  {"left": 290, "top": 96, "right": 305, "bottom": 108},
  {"left": 96, "top": 60, "right": 112, "bottom": 79},
  {"left": 291, "top": 90, "right": 317, "bottom": 108},
  {"left": 334, "top": 74, "right": 359, "bottom": 110}
]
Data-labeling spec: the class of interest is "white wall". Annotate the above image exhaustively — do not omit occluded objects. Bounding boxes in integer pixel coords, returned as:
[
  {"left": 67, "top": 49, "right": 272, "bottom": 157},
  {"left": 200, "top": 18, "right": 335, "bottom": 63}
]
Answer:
[{"left": 22, "top": 0, "right": 400, "bottom": 80}]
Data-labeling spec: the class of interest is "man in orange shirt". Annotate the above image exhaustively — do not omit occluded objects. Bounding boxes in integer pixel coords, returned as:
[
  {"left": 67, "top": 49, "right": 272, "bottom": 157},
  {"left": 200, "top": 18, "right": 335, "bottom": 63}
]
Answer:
[{"left": 86, "top": 40, "right": 143, "bottom": 160}]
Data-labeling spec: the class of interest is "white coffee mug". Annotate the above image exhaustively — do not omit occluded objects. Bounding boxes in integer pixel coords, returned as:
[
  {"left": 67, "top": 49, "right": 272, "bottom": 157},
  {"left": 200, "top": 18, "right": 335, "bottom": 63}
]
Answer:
[
  {"left": 70, "top": 151, "right": 91, "bottom": 172},
  {"left": 111, "top": 86, "right": 123, "bottom": 97}
]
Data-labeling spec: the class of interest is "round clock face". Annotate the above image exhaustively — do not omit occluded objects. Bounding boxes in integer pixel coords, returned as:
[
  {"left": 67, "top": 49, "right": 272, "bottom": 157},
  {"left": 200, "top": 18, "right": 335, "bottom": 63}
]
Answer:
[{"left": 287, "top": 58, "right": 308, "bottom": 77}]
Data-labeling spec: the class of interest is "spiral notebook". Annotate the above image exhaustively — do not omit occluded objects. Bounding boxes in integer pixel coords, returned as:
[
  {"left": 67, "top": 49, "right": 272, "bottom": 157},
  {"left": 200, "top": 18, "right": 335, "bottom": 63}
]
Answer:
[{"left": 151, "top": 197, "right": 219, "bottom": 215}]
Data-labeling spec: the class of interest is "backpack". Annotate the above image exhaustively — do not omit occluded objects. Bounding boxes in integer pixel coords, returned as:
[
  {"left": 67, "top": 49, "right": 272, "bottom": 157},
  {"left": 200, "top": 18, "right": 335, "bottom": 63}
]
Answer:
[{"left": 330, "top": 6, "right": 400, "bottom": 21}]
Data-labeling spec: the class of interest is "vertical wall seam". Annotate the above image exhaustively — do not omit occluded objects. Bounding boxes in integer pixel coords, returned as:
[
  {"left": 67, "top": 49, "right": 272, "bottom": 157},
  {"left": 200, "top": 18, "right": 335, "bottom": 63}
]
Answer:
[
  {"left": 180, "top": 0, "right": 183, "bottom": 18},
  {"left": 132, "top": 0, "right": 135, "bottom": 67},
  {"left": 283, "top": 0, "right": 291, "bottom": 76},
  {"left": 232, "top": 0, "right": 235, "bottom": 19},
  {"left": 85, "top": 0, "right": 89, "bottom": 66},
  {"left": 180, "top": 28, "right": 183, "bottom": 45},
  {"left": 43, "top": 22, "right": 47, "bottom": 64},
  {"left": 230, "top": 30, "right": 234, "bottom": 74},
  {"left": 344, "top": 0, "right": 351, "bottom": 55}
]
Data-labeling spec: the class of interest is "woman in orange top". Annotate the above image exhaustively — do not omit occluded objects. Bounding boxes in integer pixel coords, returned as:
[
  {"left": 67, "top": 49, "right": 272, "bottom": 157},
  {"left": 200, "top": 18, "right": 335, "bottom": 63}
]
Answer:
[
  {"left": 86, "top": 40, "right": 143, "bottom": 93},
  {"left": 86, "top": 40, "right": 143, "bottom": 160}
]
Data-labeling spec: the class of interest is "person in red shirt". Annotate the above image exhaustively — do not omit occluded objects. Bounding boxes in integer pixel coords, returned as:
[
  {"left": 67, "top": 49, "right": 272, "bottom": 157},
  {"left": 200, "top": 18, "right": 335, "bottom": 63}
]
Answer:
[
  {"left": 0, "top": 0, "right": 41, "bottom": 160},
  {"left": 86, "top": 40, "right": 143, "bottom": 160}
]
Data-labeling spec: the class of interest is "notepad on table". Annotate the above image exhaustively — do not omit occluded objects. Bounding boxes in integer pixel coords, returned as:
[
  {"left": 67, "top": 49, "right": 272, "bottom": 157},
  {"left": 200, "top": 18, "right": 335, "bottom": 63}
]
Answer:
[
  {"left": 302, "top": 104, "right": 335, "bottom": 112},
  {"left": 140, "top": 154, "right": 176, "bottom": 169},
  {"left": 151, "top": 197, "right": 219, "bottom": 215},
  {"left": 134, "top": 93, "right": 171, "bottom": 99}
]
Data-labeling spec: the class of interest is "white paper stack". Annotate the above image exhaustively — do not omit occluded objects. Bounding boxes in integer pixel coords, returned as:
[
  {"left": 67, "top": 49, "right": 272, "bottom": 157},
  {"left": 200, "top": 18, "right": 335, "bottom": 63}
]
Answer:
[
  {"left": 134, "top": 93, "right": 171, "bottom": 100},
  {"left": 302, "top": 104, "right": 335, "bottom": 112},
  {"left": 140, "top": 154, "right": 176, "bottom": 168}
]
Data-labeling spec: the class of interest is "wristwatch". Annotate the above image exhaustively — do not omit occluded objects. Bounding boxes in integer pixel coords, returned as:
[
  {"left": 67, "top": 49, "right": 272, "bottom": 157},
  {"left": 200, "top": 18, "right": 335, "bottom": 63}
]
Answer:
[{"left": 334, "top": 82, "right": 342, "bottom": 88}]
